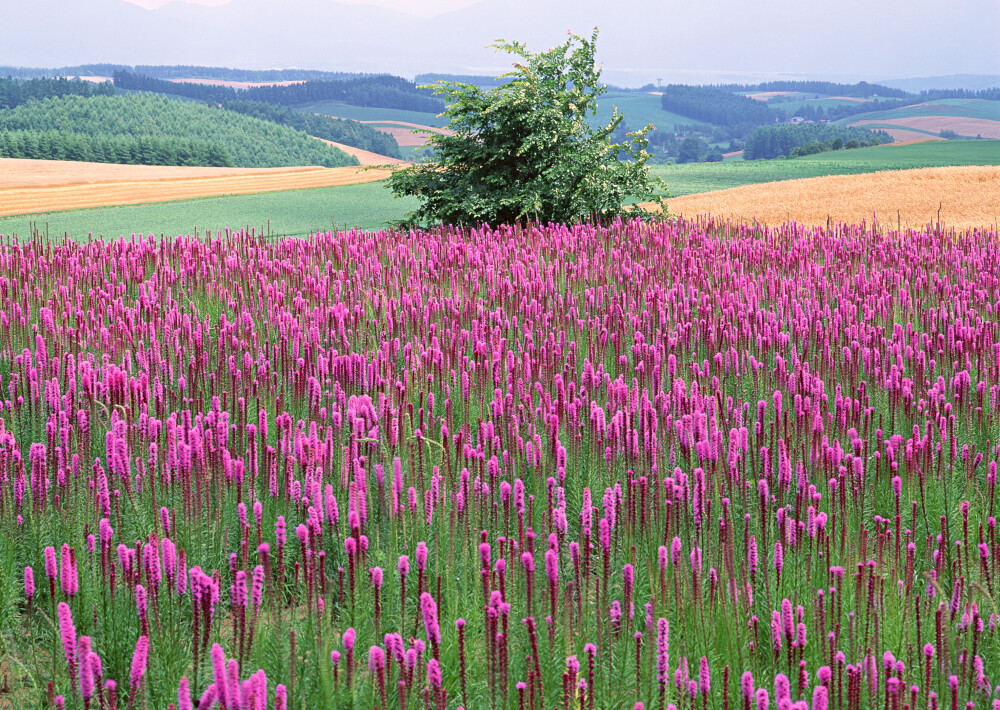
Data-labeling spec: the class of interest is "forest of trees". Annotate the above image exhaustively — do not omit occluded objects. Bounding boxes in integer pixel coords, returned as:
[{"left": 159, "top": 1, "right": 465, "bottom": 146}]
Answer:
[
  {"left": 661, "top": 85, "right": 778, "bottom": 136},
  {"left": 719, "top": 80, "right": 911, "bottom": 99},
  {"left": 743, "top": 124, "right": 892, "bottom": 160},
  {"left": 714, "top": 80, "right": 1000, "bottom": 102},
  {"left": 0, "top": 93, "right": 358, "bottom": 168},
  {"left": 779, "top": 99, "right": 911, "bottom": 123},
  {"left": 221, "top": 100, "right": 402, "bottom": 158},
  {"left": 132, "top": 65, "right": 366, "bottom": 82},
  {"left": 414, "top": 73, "right": 514, "bottom": 88},
  {"left": 114, "top": 71, "right": 444, "bottom": 112},
  {"left": 0, "top": 64, "right": 367, "bottom": 82},
  {"left": 0, "top": 129, "right": 231, "bottom": 166},
  {"left": 0, "top": 76, "right": 114, "bottom": 109},
  {"left": 0, "top": 64, "right": 128, "bottom": 79},
  {"left": 918, "top": 87, "right": 1000, "bottom": 101}
]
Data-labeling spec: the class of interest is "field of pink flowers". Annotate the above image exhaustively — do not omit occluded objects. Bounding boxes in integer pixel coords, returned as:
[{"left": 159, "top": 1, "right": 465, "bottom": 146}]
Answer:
[{"left": 0, "top": 216, "right": 998, "bottom": 710}]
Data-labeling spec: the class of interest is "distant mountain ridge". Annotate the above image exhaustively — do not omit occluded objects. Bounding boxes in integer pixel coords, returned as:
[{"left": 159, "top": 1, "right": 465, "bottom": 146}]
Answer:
[
  {"left": 2, "top": 0, "right": 998, "bottom": 85},
  {"left": 879, "top": 75, "right": 1000, "bottom": 93}
]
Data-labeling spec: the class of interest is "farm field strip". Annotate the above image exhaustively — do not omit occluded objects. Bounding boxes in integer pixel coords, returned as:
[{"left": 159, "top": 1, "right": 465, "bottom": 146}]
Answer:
[
  {"left": 310, "top": 138, "right": 408, "bottom": 166},
  {"left": 0, "top": 159, "right": 392, "bottom": 217},
  {"left": 655, "top": 165, "right": 1000, "bottom": 229},
  {"left": 861, "top": 127, "right": 947, "bottom": 142},
  {"left": 0, "top": 158, "right": 308, "bottom": 189},
  {"left": 853, "top": 116, "right": 1000, "bottom": 139},
  {"left": 650, "top": 140, "right": 1000, "bottom": 197},
  {"left": 0, "top": 181, "right": 417, "bottom": 238}
]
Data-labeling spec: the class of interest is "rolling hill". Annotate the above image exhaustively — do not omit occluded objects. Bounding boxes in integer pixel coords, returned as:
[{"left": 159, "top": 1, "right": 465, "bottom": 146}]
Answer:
[{"left": 0, "top": 93, "right": 358, "bottom": 168}]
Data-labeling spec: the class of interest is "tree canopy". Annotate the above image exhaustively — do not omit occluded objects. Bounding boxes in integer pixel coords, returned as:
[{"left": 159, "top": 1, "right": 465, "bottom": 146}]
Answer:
[{"left": 388, "top": 31, "right": 665, "bottom": 227}]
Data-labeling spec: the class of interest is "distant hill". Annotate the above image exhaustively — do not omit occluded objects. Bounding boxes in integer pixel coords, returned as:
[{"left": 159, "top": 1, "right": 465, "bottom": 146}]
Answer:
[
  {"left": 880, "top": 75, "right": 1000, "bottom": 93},
  {"left": 0, "top": 93, "right": 358, "bottom": 168},
  {"left": 837, "top": 99, "right": 1000, "bottom": 142}
]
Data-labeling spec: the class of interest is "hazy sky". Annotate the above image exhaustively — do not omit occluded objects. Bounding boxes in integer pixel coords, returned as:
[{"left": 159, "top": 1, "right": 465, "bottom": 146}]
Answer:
[
  {"left": 6, "top": 0, "right": 998, "bottom": 84},
  {"left": 122, "top": 0, "right": 479, "bottom": 15}
]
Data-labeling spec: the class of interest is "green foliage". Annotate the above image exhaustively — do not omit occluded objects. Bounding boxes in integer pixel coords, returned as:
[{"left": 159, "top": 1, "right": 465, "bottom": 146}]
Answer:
[
  {"left": 723, "top": 79, "right": 912, "bottom": 99},
  {"left": 676, "top": 136, "right": 709, "bottom": 164},
  {"left": 0, "top": 76, "right": 115, "bottom": 109},
  {"left": 113, "top": 71, "right": 444, "bottom": 112},
  {"left": 0, "top": 129, "right": 232, "bottom": 166},
  {"left": 0, "top": 93, "right": 357, "bottom": 168},
  {"left": 0, "top": 64, "right": 129, "bottom": 79},
  {"left": 306, "top": 102, "right": 449, "bottom": 128},
  {"left": 660, "top": 84, "right": 778, "bottom": 135},
  {"left": 743, "top": 123, "right": 892, "bottom": 160},
  {"left": 131, "top": 65, "right": 364, "bottom": 82},
  {"left": 388, "top": 31, "right": 665, "bottom": 227},
  {"left": 221, "top": 100, "right": 402, "bottom": 159}
]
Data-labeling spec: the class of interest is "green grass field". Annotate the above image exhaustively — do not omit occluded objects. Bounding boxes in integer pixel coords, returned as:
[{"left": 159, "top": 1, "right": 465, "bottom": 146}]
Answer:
[
  {"left": 594, "top": 91, "right": 702, "bottom": 132},
  {"left": 653, "top": 139, "right": 1000, "bottom": 196},
  {"left": 766, "top": 97, "right": 880, "bottom": 114},
  {"left": 0, "top": 182, "right": 417, "bottom": 240},
  {"left": 838, "top": 98, "right": 1000, "bottom": 124},
  {"left": 301, "top": 102, "right": 449, "bottom": 127}
]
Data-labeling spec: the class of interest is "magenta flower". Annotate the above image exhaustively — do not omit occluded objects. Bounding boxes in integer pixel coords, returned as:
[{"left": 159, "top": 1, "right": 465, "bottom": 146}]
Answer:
[
  {"left": 57, "top": 602, "right": 77, "bottom": 680},
  {"left": 420, "top": 592, "right": 441, "bottom": 646}
]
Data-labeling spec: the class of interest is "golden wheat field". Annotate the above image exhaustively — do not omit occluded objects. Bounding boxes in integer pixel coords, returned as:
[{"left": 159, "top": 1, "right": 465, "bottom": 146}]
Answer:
[
  {"left": 0, "top": 158, "right": 391, "bottom": 217},
  {"left": 654, "top": 165, "right": 1000, "bottom": 230}
]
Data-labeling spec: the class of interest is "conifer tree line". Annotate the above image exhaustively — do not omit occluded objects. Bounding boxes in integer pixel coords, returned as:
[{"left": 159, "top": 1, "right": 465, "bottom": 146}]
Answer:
[
  {"left": 0, "top": 76, "right": 115, "bottom": 109},
  {"left": 0, "top": 93, "right": 358, "bottom": 168},
  {"left": 662, "top": 81, "right": 1000, "bottom": 136},
  {"left": 113, "top": 71, "right": 444, "bottom": 112},
  {"left": 221, "top": 100, "right": 402, "bottom": 159},
  {"left": 0, "top": 130, "right": 232, "bottom": 166},
  {"left": 660, "top": 85, "right": 778, "bottom": 135},
  {"left": 0, "top": 63, "right": 368, "bottom": 82},
  {"left": 742, "top": 124, "right": 892, "bottom": 160},
  {"left": 0, "top": 76, "right": 402, "bottom": 164}
]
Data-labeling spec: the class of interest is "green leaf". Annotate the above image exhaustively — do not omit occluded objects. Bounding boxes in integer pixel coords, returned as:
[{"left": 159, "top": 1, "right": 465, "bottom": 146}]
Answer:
[{"left": 387, "top": 30, "right": 668, "bottom": 228}]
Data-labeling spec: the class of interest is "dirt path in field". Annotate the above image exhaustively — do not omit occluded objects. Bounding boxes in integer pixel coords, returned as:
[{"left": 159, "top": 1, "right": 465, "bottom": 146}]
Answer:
[
  {"left": 311, "top": 138, "right": 408, "bottom": 166},
  {"left": 880, "top": 137, "right": 944, "bottom": 147},
  {"left": 746, "top": 91, "right": 795, "bottom": 101},
  {"left": 358, "top": 120, "right": 454, "bottom": 135},
  {"left": 810, "top": 96, "right": 872, "bottom": 103},
  {"left": 0, "top": 158, "right": 392, "bottom": 217},
  {"left": 645, "top": 165, "right": 1000, "bottom": 230},
  {"left": 869, "top": 128, "right": 947, "bottom": 143}
]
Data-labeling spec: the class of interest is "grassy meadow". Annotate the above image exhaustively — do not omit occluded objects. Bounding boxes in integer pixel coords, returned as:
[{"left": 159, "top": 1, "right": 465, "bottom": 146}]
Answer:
[
  {"left": 0, "top": 182, "right": 417, "bottom": 240},
  {"left": 840, "top": 98, "right": 1000, "bottom": 124},
  {"left": 301, "top": 102, "right": 450, "bottom": 128}
]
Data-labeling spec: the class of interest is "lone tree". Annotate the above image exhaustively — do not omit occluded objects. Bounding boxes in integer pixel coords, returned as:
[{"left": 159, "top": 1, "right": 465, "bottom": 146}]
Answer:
[{"left": 388, "top": 30, "right": 665, "bottom": 227}]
